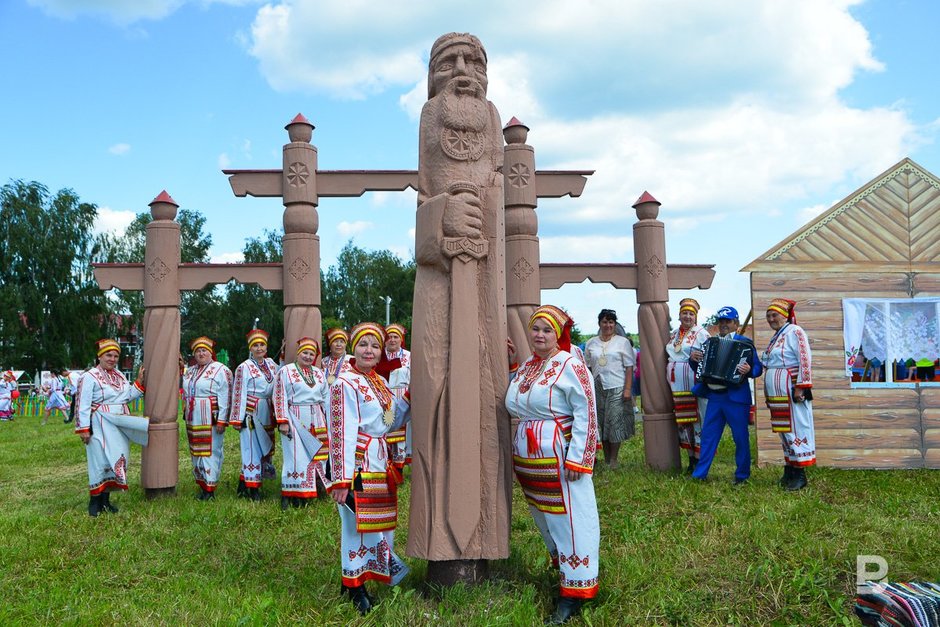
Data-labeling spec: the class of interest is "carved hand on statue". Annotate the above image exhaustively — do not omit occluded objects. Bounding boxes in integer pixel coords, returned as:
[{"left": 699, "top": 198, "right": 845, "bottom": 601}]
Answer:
[{"left": 442, "top": 191, "right": 484, "bottom": 240}]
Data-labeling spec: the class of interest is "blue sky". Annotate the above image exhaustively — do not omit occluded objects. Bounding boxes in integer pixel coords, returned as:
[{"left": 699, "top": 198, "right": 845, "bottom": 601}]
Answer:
[{"left": 2, "top": 0, "right": 938, "bottom": 334}]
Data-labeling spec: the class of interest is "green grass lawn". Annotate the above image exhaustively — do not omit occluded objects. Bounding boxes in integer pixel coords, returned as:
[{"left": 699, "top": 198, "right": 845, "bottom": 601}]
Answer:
[{"left": 0, "top": 413, "right": 937, "bottom": 625}]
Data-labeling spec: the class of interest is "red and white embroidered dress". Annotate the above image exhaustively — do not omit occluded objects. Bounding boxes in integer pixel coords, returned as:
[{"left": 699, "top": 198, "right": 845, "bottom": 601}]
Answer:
[
  {"left": 230, "top": 356, "right": 278, "bottom": 489},
  {"left": 761, "top": 322, "right": 816, "bottom": 467},
  {"left": 182, "top": 361, "right": 232, "bottom": 492},
  {"left": 505, "top": 350, "right": 600, "bottom": 599},
  {"left": 75, "top": 367, "right": 149, "bottom": 495},
  {"left": 273, "top": 363, "right": 330, "bottom": 499},
  {"left": 328, "top": 365, "right": 410, "bottom": 588},
  {"left": 665, "top": 323, "right": 710, "bottom": 455}
]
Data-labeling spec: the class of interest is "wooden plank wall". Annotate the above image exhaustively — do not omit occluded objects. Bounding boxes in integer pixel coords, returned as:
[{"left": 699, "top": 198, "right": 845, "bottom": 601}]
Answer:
[{"left": 750, "top": 271, "right": 940, "bottom": 469}]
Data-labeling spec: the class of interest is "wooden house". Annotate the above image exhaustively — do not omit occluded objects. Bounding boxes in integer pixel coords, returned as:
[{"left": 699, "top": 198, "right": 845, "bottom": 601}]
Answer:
[{"left": 743, "top": 157, "right": 940, "bottom": 469}]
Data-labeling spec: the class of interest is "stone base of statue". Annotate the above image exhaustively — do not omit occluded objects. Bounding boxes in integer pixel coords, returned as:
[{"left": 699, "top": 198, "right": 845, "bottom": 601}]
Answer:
[
  {"left": 145, "top": 487, "right": 177, "bottom": 500},
  {"left": 427, "top": 559, "right": 489, "bottom": 587}
]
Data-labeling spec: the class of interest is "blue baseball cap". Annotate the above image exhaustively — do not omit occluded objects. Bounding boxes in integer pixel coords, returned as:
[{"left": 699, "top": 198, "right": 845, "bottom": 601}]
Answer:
[{"left": 715, "top": 306, "right": 739, "bottom": 321}]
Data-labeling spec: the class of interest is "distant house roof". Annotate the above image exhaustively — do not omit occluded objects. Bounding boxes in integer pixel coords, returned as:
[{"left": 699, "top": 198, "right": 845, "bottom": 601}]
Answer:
[{"left": 742, "top": 157, "right": 940, "bottom": 272}]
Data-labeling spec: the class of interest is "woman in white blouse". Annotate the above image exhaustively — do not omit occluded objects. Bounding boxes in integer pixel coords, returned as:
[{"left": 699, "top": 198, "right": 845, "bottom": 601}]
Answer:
[{"left": 583, "top": 308, "right": 635, "bottom": 469}]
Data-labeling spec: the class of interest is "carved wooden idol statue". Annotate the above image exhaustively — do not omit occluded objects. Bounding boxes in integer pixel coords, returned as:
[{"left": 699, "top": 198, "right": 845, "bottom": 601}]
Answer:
[{"left": 408, "top": 32, "right": 512, "bottom": 583}]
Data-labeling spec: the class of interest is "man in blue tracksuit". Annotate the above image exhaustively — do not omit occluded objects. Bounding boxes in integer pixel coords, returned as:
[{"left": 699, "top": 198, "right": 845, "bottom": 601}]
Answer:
[{"left": 691, "top": 306, "right": 762, "bottom": 485}]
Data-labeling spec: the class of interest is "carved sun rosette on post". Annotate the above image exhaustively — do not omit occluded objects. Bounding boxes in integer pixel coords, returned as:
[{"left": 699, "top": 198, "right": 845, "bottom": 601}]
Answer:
[
  {"left": 286, "top": 162, "right": 309, "bottom": 187},
  {"left": 440, "top": 128, "right": 485, "bottom": 161},
  {"left": 512, "top": 257, "right": 534, "bottom": 281},
  {"left": 147, "top": 257, "right": 170, "bottom": 282},
  {"left": 507, "top": 163, "right": 531, "bottom": 188},
  {"left": 646, "top": 254, "right": 665, "bottom": 278},
  {"left": 288, "top": 257, "right": 311, "bottom": 280}
]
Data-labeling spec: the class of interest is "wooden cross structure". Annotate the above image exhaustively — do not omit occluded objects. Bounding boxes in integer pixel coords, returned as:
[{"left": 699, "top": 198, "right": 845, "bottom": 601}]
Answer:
[{"left": 92, "top": 112, "right": 713, "bottom": 496}]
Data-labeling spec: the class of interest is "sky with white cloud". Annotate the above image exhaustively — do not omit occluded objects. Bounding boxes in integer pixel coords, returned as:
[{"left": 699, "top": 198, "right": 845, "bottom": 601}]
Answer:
[{"left": 3, "top": 0, "right": 939, "bottom": 335}]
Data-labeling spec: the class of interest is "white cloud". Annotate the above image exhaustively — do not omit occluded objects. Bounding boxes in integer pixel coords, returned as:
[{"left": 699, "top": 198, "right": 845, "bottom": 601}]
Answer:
[
  {"left": 539, "top": 235, "right": 633, "bottom": 263},
  {"left": 337, "top": 220, "right": 373, "bottom": 236},
  {"left": 94, "top": 206, "right": 136, "bottom": 235},
  {"left": 218, "top": 153, "right": 231, "bottom": 169},
  {"left": 108, "top": 143, "right": 131, "bottom": 155},
  {"left": 210, "top": 251, "right": 244, "bottom": 264},
  {"left": 797, "top": 203, "right": 831, "bottom": 224}
]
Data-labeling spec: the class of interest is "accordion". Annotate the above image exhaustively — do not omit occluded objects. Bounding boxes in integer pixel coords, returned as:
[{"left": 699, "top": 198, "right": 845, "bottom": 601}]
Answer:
[{"left": 698, "top": 336, "right": 753, "bottom": 387}]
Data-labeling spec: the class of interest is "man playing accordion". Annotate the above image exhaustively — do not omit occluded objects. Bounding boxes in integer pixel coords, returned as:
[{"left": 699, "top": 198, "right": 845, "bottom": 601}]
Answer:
[{"left": 690, "top": 306, "right": 763, "bottom": 485}]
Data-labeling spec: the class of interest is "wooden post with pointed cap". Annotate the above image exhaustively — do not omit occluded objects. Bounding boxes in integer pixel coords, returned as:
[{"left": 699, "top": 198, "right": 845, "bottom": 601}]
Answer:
[
  {"left": 140, "top": 190, "right": 182, "bottom": 495},
  {"left": 633, "top": 191, "right": 681, "bottom": 471}
]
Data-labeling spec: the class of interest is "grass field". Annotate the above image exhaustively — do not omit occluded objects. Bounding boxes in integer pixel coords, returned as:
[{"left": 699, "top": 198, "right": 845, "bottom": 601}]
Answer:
[{"left": 1, "top": 412, "right": 937, "bottom": 625}]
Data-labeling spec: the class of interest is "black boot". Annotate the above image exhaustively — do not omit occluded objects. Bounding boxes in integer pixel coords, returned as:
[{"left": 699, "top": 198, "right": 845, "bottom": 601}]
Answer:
[
  {"left": 786, "top": 467, "right": 807, "bottom": 491},
  {"left": 236, "top": 479, "right": 249, "bottom": 499},
  {"left": 687, "top": 456, "right": 698, "bottom": 475},
  {"left": 779, "top": 464, "right": 794, "bottom": 487},
  {"left": 102, "top": 491, "right": 119, "bottom": 513},
  {"left": 281, "top": 496, "right": 290, "bottom": 510},
  {"left": 347, "top": 585, "right": 373, "bottom": 615},
  {"left": 249, "top": 487, "right": 262, "bottom": 502},
  {"left": 197, "top": 487, "right": 214, "bottom": 501},
  {"left": 545, "top": 598, "right": 583, "bottom": 624},
  {"left": 88, "top": 493, "right": 103, "bottom": 517}
]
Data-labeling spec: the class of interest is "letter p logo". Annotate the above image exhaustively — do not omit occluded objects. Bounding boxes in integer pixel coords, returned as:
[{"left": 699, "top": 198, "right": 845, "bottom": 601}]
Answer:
[{"left": 856, "top": 555, "right": 888, "bottom": 594}]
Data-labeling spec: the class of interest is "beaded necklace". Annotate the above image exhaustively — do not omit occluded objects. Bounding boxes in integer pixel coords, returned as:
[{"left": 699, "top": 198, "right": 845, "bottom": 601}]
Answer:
[
  {"left": 253, "top": 357, "right": 274, "bottom": 383},
  {"left": 298, "top": 364, "right": 318, "bottom": 388},
  {"left": 362, "top": 368, "right": 395, "bottom": 426}
]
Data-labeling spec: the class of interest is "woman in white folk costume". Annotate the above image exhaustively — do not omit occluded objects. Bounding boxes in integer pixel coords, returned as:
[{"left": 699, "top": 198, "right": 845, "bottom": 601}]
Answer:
[
  {"left": 507, "top": 305, "right": 600, "bottom": 625},
  {"left": 229, "top": 329, "right": 278, "bottom": 501},
  {"left": 273, "top": 336, "right": 331, "bottom": 509},
  {"left": 181, "top": 336, "right": 232, "bottom": 500},
  {"left": 665, "top": 298, "right": 711, "bottom": 474},
  {"left": 321, "top": 327, "right": 350, "bottom": 385},
  {"left": 761, "top": 298, "right": 816, "bottom": 491},
  {"left": 75, "top": 339, "right": 149, "bottom": 517},
  {"left": 0, "top": 370, "right": 16, "bottom": 421},
  {"left": 42, "top": 369, "right": 70, "bottom": 425},
  {"left": 383, "top": 323, "right": 412, "bottom": 470},
  {"left": 583, "top": 308, "right": 635, "bottom": 469},
  {"left": 328, "top": 322, "right": 411, "bottom": 616}
]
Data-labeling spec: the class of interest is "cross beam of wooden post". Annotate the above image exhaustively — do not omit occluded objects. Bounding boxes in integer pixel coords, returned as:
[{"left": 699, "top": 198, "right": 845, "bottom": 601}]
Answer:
[
  {"left": 223, "top": 114, "right": 592, "bottom": 355},
  {"left": 536, "top": 193, "right": 716, "bottom": 472},
  {"left": 92, "top": 191, "right": 283, "bottom": 497}
]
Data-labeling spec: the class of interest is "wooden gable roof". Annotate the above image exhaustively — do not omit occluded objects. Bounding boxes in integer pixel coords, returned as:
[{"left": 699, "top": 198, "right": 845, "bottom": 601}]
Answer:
[{"left": 743, "top": 158, "right": 940, "bottom": 272}]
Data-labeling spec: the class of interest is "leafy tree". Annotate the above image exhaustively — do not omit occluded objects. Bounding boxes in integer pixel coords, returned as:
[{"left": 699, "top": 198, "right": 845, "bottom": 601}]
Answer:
[
  {"left": 0, "top": 180, "right": 111, "bottom": 371},
  {"left": 321, "top": 240, "right": 416, "bottom": 334},
  {"left": 218, "top": 229, "right": 285, "bottom": 363}
]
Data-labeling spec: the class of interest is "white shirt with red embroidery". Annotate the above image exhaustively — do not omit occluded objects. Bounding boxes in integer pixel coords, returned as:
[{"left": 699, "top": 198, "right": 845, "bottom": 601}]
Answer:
[{"left": 505, "top": 350, "right": 599, "bottom": 474}]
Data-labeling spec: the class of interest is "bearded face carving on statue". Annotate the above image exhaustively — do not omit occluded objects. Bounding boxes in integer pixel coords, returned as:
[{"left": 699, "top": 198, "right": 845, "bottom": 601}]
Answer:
[{"left": 420, "top": 33, "right": 500, "bottom": 201}]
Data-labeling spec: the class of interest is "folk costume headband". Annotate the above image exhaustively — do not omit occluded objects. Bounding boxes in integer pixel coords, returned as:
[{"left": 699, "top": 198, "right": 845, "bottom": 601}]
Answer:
[
  {"left": 385, "top": 323, "right": 406, "bottom": 339},
  {"left": 96, "top": 338, "right": 121, "bottom": 357},
  {"left": 246, "top": 328, "right": 269, "bottom": 348},
  {"left": 768, "top": 298, "right": 797, "bottom": 323},
  {"left": 350, "top": 322, "right": 385, "bottom": 350},
  {"left": 189, "top": 336, "right": 215, "bottom": 354},
  {"left": 296, "top": 336, "right": 320, "bottom": 357},
  {"left": 679, "top": 298, "right": 700, "bottom": 315},
  {"left": 529, "top": 305, "right": 574, "bottom": 353},
  {"left": 326, "top": 327, "right": 348, "bottom": 345}
]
